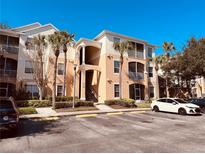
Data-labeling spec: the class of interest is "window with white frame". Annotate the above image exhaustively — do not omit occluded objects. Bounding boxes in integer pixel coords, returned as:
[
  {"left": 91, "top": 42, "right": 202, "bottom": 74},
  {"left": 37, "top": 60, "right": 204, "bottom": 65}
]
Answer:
[
  {"left": 114, "top": 84, "right": 120, "bottom": 98},
  {"left": 114, "top": 60, "right": 120, "bottom": 73},
  {"left": 25, "top": 60, "right": 33, "bottom": 73},
  {"left": 58, "top": 63, "right": 64, "bottom": 75},
  {"left": 25, "top": 84, "right": 39, "bottom": 97},
  {"left": 57, "top": 85, "right": 63, "bottom": 96},
  {"left": 113, "top": 37, "right": 120, "bottom": 44},
  {"left": 148, "top": 47, "right": 153, "bottom": 58},
  {"left": 149, "top": 87, "right": 154, "bottom": 98},
  {"left": 148, "top": 67, "right": 153, "bottom": 77}
]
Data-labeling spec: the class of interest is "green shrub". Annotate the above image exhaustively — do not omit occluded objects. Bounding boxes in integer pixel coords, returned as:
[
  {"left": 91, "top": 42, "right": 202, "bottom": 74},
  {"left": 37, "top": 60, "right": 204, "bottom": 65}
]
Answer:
[
  {"left": 55, "top": 100, "right": 94, "bottom": 109},
  {"left": 16, "top": 100, "right": 51, "bottom": 107},
  {"left": 45, "top": 96, "right": 79, "bottom": 102},
  {"left": 104, "top": 98, "right": 136, "bottom": 107},
  {"left": 18, "top": 107, "right": 37, "bottom": 115},
  {"left": 136, "top": 101, "right": 151, "bottom": 108}
]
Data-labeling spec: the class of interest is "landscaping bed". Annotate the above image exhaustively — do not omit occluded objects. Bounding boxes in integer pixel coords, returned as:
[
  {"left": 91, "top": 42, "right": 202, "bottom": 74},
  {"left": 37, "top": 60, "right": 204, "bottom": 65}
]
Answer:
[
  {"left": 135, "top": 101, "right": 151, "bottom": 108},
  {"left": 18, "top": 107, "right": 38, "bottom": 115},
  {"left": 104, "top": 98, "right": 136, "bottom": 108},
  {"left": 55, "top": 106, "right": 98, "bottom": 112}
]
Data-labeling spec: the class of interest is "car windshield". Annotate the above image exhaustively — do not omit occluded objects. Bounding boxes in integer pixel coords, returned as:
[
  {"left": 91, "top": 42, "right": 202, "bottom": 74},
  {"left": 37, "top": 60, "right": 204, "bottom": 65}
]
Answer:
[
  {"left": 174, "top": 99, "right": 187, "bottom": 104},
  {"left": 0, "top": 100, "right": 13, "bottom": 109}
]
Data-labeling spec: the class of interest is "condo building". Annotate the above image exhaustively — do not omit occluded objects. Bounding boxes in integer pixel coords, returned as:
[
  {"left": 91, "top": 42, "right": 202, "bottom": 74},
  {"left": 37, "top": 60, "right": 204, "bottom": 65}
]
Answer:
[{"left": 0, "top": 23, "right": 159, "bottom": 102}]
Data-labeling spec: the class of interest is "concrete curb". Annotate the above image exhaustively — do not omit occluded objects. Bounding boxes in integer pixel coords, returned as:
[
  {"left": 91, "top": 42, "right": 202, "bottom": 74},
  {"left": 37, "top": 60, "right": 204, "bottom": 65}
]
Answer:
[{"left": 20, "top": 108, "right": 151, "bottom": 120}]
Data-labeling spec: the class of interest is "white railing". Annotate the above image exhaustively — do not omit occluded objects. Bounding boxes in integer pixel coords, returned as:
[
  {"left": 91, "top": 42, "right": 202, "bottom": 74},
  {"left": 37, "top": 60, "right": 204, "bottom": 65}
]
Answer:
[
  {"left": 0, "top": 69, "right": 17, "bottom": 78},
  {"left": 128, "top": 50, "right": 144, "bottom": 59},
  {"left": 0, "top": 44, "right": 19, "bottom": 54},
  {"left": 129, "top": 72, "right": 144, "bottom": 80}
]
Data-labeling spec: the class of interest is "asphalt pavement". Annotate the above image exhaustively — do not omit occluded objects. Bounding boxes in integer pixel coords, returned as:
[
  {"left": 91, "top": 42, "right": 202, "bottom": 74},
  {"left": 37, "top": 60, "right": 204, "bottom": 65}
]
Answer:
[{"left": 1, "top": 111, "right": 205, "bottom": 153}]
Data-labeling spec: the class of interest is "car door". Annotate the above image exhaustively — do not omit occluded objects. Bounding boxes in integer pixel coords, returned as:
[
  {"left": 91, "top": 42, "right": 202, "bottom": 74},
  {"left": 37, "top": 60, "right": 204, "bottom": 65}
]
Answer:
[
  {"left": 165, "top": 99, "right": 179, "bottom": 113},
  {"left": 156, "top": 99, "right": 167, "bottom": 111}
]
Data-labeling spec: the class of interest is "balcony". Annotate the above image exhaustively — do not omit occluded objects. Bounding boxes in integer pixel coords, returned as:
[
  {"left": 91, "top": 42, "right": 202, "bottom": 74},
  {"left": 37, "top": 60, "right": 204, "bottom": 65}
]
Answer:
[
  {"left": 0, "top": 44, "right": 19, "bottom": 55},
  {"left": 128, "top": 50, "right": 144, "bottom": 59},
  {"left": 129, "top": 72, "right": 144, "bottom": 80},
  {"left": 0, "top": 69, "right": 17, "bottom": 78}
]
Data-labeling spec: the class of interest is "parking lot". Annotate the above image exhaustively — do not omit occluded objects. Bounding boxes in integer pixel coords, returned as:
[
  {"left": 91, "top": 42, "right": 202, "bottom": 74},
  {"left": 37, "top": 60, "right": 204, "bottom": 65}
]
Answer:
[{"left": 1, "top": 111, "right": 205, "bottom": 153}]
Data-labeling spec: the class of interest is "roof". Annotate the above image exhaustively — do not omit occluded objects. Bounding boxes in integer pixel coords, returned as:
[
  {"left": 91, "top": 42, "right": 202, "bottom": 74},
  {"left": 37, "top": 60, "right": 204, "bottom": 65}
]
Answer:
[
  {"left": 94, "top": 30, "right": 158, "bottom": 48},
  {"left": 0, "top": 28, "right": 20, "bottom": 37},
  {"left": 12, "top": 22, "right": 41, "bottom": 32},
  {"left": 12, "top": 22, "right": 59, "bottom": 36}
]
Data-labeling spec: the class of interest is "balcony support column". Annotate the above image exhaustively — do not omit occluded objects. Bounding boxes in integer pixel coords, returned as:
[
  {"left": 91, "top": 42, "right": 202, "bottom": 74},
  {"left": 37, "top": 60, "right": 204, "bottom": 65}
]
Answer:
[
  {"left": 82, "top": 45, "right": 85, "bottom": 65},
  {"left": 80, "top": 70, "right": 86, "bottom": 100}
]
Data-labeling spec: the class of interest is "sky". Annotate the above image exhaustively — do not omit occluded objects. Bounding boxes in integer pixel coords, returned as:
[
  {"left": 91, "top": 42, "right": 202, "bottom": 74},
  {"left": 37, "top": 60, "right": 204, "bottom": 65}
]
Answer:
[{"left": 1, "top": 0, "right": 205, "bottom": 55}]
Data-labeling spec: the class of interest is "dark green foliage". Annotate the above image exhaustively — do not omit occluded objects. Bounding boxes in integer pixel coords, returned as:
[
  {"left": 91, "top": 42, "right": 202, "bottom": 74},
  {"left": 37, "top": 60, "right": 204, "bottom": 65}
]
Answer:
[
  {"left": 18, "top": 107, "right": 37, "bottom": 115},
  {"left": 104, "top": 98, "right": 136, "bottom": 107},
  {"left": 45, "top": 96, "right": 79, "bottom": 102},
  {"left": 55, "top": 100, "right": 94, "bottom": 109},
  {"left": 16, "top": 100, "right": 51, "bottom": 107}
]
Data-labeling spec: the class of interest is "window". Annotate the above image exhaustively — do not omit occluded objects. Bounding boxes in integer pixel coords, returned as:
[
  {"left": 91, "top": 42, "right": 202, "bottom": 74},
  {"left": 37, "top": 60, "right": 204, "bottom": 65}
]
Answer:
[
  {"left": 57, "top": 85, "right": 63, "bottom": 96},
  {"left": 113, "top": 37, "right": 120, "bottom": 44},
  {"left": 114, "top": 84, "right": 120, "bottom": 98},
  {"left": 149, "top": 87, "right": 154, "bottom": 98},
  {"left": 148, "top": 47, "right": 152, "bottom": 58},
  {"left": 114, "top": 60, "right": 120, "bottom": 73},
  {"left": 58, "top": 63, "right": 64, "bottom": 75},
  {"left": 25, "top": 84, "right": 39, "bottom": 97},
  {"left": 158, "top": 99, "right": 167, "bottom": 102},
  {"left": 166, "top": 99, "right": 175, "bottom": 103},
  {"left": 148, "top": 67, "right": 153, "bottom": 77},
  {"left": 25, "top": 60, "right": 33, "bottom": 73}
]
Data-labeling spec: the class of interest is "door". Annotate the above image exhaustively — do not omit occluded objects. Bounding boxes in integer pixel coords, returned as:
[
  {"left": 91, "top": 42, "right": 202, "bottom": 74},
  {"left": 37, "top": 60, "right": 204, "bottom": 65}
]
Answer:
[{"left": 163, "top": 99, "right": 178, "bottom": 113}]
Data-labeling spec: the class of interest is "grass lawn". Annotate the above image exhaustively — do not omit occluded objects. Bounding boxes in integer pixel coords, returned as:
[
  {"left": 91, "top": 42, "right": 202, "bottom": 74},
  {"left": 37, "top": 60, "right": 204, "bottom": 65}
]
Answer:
[
  {"left": 55, "top": 106, "right": 99, "bottom": 112},
  {"left": 18, "top": 107, "right": 38, "bottom": 115}
]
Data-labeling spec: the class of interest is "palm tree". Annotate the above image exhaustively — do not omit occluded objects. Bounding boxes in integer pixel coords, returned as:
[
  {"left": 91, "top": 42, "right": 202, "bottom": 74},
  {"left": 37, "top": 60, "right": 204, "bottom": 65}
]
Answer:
[
  {"left": 113, "top": 41, "right": 132, "bottom": 99},
  {"left": 60, "top": 31, "right": 75, "bottom": 96},
  {"left": 48, "top": 32, "right": 64, "bottom": 109},
  {"left": 162, "top": 42, "right": 176, "bottom": 97},
  {"left": 25, "top": 34, "right": 47, "bottom": 100}
]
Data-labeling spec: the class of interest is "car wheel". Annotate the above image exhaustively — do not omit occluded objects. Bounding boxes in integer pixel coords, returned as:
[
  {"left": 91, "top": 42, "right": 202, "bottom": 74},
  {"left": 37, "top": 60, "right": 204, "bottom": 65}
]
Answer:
[
  {"left": 178, "top": 108, "right": 187, "bottom": 115},
  {"left": 201, "top": 107, "right": 205, "bottom": 113},
  {"left": 153, "top": 106, "right": 159, "bottom": 112}
]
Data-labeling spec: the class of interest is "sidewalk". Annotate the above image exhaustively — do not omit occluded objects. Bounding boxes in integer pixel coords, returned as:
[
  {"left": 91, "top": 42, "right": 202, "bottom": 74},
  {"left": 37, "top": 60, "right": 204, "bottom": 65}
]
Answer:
[{"left": 20, "top": 107, "right": 151, "bottom": 119}]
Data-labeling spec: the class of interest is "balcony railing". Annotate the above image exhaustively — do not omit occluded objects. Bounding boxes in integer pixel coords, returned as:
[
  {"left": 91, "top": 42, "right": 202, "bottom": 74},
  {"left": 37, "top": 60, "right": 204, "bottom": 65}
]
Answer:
[
  {"left": 128, "top": 50, "right": 144, "bottom": 59},
  {"left": 0, "top": 44, "right": 19, "bottom": 55},
  {"left": 0, "top": 69, "right": 17, "bottom": 78},
  {"left": 129, "top": 72, "right": 144, "bottom": 80}
]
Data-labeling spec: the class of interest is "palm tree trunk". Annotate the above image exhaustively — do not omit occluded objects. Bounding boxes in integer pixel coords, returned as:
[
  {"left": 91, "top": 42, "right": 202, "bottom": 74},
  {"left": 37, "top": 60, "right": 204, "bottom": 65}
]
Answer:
[
  {"left": 63, "top": 52, "right": 67, "bottom": 96},
  {"left": 52, "top": 55, "right": 58, "bottom": 109},
  {"left": 38, "top": 86, "right": 43, "bottom": 100},
  {"left": 119, "top": 56, "right": 123, "bottom": 99},
  {"left": 166, "top": 77, "right": 170, "bottom": 97},
  {"left": 39, "top": 57, "right": 44, "bottom": 100}
]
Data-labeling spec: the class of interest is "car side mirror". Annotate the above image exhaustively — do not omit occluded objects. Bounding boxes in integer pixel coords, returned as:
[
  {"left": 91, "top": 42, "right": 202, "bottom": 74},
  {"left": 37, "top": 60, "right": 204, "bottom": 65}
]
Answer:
[{"left": 172, "top": 102, "right": 177, "bottom": 105}]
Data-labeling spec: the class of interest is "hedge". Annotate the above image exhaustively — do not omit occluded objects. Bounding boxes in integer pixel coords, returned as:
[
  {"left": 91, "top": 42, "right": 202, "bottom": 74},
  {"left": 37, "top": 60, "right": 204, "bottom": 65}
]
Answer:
[
  {"left": 18, "top": 107, "right": 37, "bottom": 115},
  {"left": 55, "top": 100, "right": 94, "bottom": 109},
  {"left": 16, "top": 100, "right": 52, "bottom": 108},
  {"left": 45, "top": 96, "right": 79, "bottom": 102},
  {"left": 104, "top": 98, "right": 136, "bottom": 107}
]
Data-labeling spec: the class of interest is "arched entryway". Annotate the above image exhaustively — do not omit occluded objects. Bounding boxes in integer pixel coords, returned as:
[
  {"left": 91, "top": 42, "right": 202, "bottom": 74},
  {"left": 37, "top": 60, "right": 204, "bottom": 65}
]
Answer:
[{"left": 129, "top": 84, "right": 145, "bottom": 100}]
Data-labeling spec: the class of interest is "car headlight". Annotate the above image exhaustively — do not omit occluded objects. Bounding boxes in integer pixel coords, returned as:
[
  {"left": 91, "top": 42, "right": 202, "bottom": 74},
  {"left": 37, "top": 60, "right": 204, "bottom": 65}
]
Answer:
[
  {"left": 185, "top": 106, "right": 194, "bottom": 108},
  {"left": 3, "top": 116, "right": 9, "bottom": 121}
]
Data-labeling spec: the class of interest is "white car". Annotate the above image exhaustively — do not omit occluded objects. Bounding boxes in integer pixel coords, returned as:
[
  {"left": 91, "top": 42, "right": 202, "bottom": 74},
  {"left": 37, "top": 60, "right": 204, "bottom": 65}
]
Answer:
[{"left": 151, "top": 98, "right": 201, "bottom": 115}]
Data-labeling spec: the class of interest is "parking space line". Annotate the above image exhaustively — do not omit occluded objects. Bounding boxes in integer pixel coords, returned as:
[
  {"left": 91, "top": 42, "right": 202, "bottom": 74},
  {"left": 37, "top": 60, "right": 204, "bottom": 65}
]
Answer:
[
  {"left": 129, "top": 111, "right": 146, "bottom": 114},
  {"left": 107, "top": 112, "right": 123, "bottom": 116},
  {"left": 33, "top": 117, "right": 60, "bottom": 121},
  {"left": 76, "top": 114, "right": 98, "bottom": 118}
]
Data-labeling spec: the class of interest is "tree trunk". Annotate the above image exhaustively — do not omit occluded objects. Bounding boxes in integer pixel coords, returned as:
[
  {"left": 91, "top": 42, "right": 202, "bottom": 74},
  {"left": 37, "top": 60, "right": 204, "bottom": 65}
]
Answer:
[
  {"left": 166, "top": 77, "right": 170, "bottom": 97},
  {"left": 119, "top": 56, "right": 123, "bottom": 99},
  {"left": 52, "top": 55, "right": 58, "bottom": 109},
  {"left": 63, "top": 52, "right": 67, "bottom": 96},
  {"left": 38, "top": 86, "right": 43, "bottom": 100}
]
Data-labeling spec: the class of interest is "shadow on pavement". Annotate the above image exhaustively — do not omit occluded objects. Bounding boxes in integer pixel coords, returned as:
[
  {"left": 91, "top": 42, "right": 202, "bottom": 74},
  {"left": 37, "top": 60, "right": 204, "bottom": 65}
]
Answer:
[{"left": 0, "top": 118, "right": 61, "bottom": 139}]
